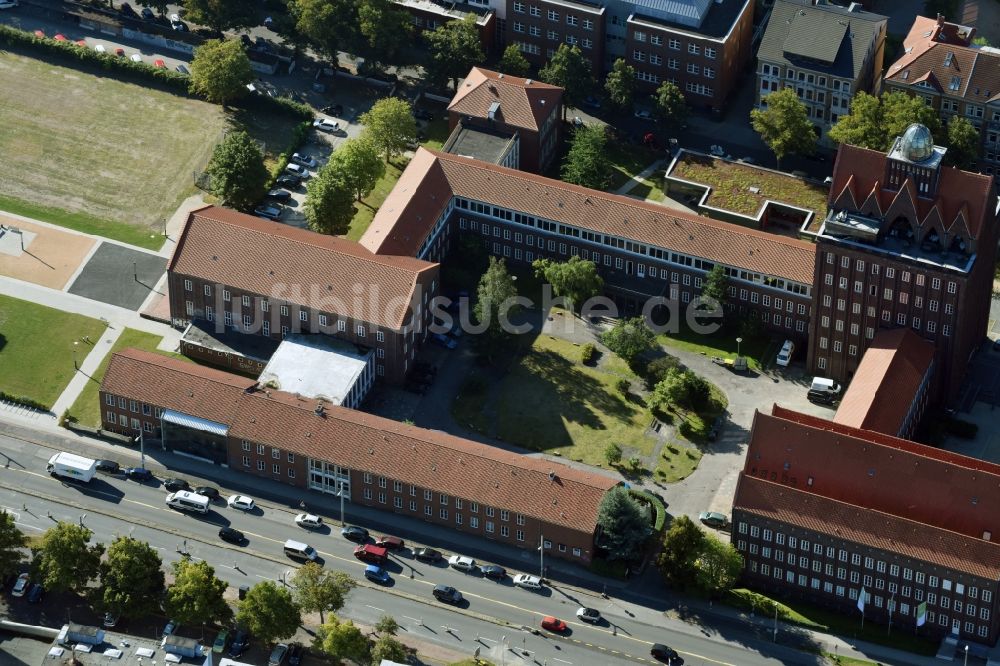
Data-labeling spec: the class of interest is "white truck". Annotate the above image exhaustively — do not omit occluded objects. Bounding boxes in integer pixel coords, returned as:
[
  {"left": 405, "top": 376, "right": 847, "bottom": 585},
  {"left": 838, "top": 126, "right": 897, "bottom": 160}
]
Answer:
[{"left": 46, "top": 452, "right": 97, "bottom": 483}]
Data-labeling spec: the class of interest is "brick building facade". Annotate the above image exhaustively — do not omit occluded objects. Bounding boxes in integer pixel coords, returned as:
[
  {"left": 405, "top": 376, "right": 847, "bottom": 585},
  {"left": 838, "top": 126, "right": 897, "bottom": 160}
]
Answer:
[{"left": 506, "top": 0, "right": 606, "bottom": 74}]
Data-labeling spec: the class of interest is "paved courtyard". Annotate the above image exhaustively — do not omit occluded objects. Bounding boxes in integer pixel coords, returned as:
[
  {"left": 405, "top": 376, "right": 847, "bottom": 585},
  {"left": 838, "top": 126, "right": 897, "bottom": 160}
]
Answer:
[
  {"left": 0, "top": 215, "right": 96, "bottom": 290},
  {"left": 67, "top": 243, "right": 166, "bottom": 310}
]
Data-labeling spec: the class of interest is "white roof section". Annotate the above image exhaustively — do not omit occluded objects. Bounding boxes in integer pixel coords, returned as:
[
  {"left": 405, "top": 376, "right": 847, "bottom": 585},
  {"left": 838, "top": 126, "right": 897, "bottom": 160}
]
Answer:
[
  {"left": 632, "top": 0, "right": 712, "bottom": 28},
  {"left": 162, "top": 409, "right": 229, "bottom": 437},
  {"left": 258, "top": 334, "right": 373, "bottom": 405}
]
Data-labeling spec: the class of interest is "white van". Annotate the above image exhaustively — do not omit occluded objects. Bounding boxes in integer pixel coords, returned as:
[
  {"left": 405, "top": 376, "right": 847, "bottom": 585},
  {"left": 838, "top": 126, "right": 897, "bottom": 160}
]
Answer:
[
  {"left": 166, "top": 490, "right": 210, "bottom": 514},
  {"left": 283, "top": 539, "right": 318, "bottom": 562}
]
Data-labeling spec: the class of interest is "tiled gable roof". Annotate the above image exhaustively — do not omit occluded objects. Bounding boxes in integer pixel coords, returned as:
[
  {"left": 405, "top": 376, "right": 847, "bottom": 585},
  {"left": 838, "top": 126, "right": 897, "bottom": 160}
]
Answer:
[
  {"left": 448, "top": 68, "right": 563, "bottom": 132},
  {"left": 168, "top": 206, "right": 438, "bottom": 331},
  {"left": 101, "top": 349, "right": 618, "bottom": 534}
]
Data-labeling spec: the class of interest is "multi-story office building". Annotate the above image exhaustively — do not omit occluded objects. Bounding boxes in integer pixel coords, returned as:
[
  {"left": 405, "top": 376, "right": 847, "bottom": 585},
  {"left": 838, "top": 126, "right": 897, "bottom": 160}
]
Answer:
[
  {"left": 883, "top": 15, "right": 1000, "bottom": 175},
  {"left": 395, "top": 0, "right": 498, "bottom": 54},
  {"left": 506, "top": 0, "right": 607, "bottom": 73},
  {"left": 755, "top": 0, "right": 887, "bottom": 143},
  {"left": 802, "top": 123, "right": 998, "bottom": 398}
]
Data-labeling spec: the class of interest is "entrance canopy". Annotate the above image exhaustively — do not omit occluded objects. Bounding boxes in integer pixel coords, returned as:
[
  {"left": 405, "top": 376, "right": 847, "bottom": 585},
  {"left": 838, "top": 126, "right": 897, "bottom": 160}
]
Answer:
[{"left": 161, "top": 409, "right": 229, "bottom": 437}]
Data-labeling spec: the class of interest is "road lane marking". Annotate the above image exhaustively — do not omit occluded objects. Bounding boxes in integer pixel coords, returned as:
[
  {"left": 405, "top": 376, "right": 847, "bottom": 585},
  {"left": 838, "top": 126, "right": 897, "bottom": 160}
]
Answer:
[
  {"left": 365, "top": 605, "right": 385, "bottom": 613},
  {"left": 552, "top": 659, "right": 572, "bottom": 664}
]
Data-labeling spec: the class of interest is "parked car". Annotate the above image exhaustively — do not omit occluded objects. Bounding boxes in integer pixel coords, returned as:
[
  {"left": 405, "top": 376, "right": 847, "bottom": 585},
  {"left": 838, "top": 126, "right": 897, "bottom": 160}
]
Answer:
[
  {"left": 228, "top": 630, "right": 250, "bottom": 658},
  {"left": 227, "top": 495, "right": 255, "bottom": 511},
  {"left": 176, "top": 64, "right": 189, "bottom": 75},
  {"left": 321, "top": 104, "right": 343, "bottom": 116},
  {"left": 313, "top": 118, "right": 340, "bottom": 133},
  {"left": 513, "top": 574, "right": 543, "bottom": 590},
  {"left": 254, "top": 205, "right": 282, "bottom": 220},
  {"left": 195, "top": 486, "right": 220, "bottom": 501},
  {"left": 162, "top": 620, "right": 179, "bottom": 637},
  {"left": 375, "top": 535, "right": 404, "bottom": 550},
  {"left": 634, "top": 109, "right": 654, "bottom": 121},
  {"left": 414, "top": 547, "right": 441, "bottom": 562},
  {"left": 95, "top": 460, "right": 120, "bottom": 474},
  {"left": 364, "top": 565, "right": 390, "bottom": 584},
  {"left": 212, "top": 629, "right": 229, "bottom": 654},
  {"left": 171, "top": 20, "right": 188, "bottom": 31},
  {"left": 650, "top": 644, "right": 679, "bottom": 661},
  {"left": 699, "top": 511, "right": 729, "bottom": 529},
  {"left": 287, "top": 643, "right": 304, "bottom": 666},
  {"left": 481, "top": 564, "right": 506, "bottom": 580},
  {"left": 292, "top": 153, "right": 318, "bottom": 168},
  {"left": 285, "top": 163, "right": 310, "bottom": 179},
  {"left": 218, "top": 526, "right": 245, "bottom": 545},
  {"left": 141, "top": 6, "right": 155, "bottom": 19},
  {"left": 124, "top": 467, "right": 152, "bottom": 481},
  {"left": 27, "top": 584, "right": 43, "bottom": 603},
  {"left": 130, "top": 54, "right": 142, "bottom": 63},
  {"left": 576, "top": 607, "right": 601, "bottom": 623},
  {"left": 776, "top": 339, "right": 795, "bottom": 367},
  {"left": 94, "top": 44, "right": 106, "bottom": 53},
  {"left": 448, "top": 555, "right": 476, "bottom": 572},
  {"left": 153, "top": 59, "right": 166, "bottom": 68},
  {"left": 11, "top": 573, "right": 29, "bottom": 597},
  {"left": 341, "top": 525, "right": 369, "bottom": 542},
  {"left": 115, "top": 47, "right": 125, "bottom": 57},
  {"left": 295, "top": 513, "right": 323, "bottom": 529},
  {"left": 103, "top": 611, "right": 119, "bottom": 628},
  {"left": 431, "top": 333, "right": 457, "bottom": 349},
  {"left": 432, "top": 584, "right": 462, "bottom": 604},
  {"left": 709, "top": 144, "right": 727, "bottom": 157},
  {"left": 268, "top": 643, "right": 289, "bottom": 666},
  {"left": 412, "top": 108, "right": 434, "bottom": 121},
  {"left": 266, "top": 189, "right": 292, "bottom": 202},
  {"left": 276, "top": 175, "right": 301, "bottom": 189},
  {"left": 540, "top": 616, "right": 567, "bottom": 632},
  {"left": 163, "top": 478, "right": 190, "bottom": 492},
  {"left": 119, "top": 2, "right": 136, "bottom": 16}
]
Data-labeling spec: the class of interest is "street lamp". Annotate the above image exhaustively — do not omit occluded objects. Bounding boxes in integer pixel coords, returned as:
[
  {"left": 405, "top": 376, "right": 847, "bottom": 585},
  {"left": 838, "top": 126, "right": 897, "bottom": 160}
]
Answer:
[
  {"left": 73, "top": 341, "right": 79, "bottom": 370},
  {"left": 736, "top": 336, "right": 743, "bottom": 358},
  {"left": 337, "top": 483, "right": 346, "bottom": 525},
  {"left": 964, "top": 645, "right": 969, "bottom": 666},
  {"left": 134, "top": 432, "right": 146, "bottom": 469},
  {"left": 538, "top": 534, "right": 545, "bottom": 578}
]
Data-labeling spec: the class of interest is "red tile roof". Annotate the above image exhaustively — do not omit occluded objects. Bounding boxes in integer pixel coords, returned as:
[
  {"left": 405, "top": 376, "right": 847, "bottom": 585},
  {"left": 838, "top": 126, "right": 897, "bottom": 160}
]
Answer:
[
  {"left": 168, "top": 206, "right": 438, "bottom": 331},
  {"left": 448, "top": 68, "right": 563, "bottom": 132},
  {"left": 362, "top": 149, "right": 817, "bottom": 285},
  {"left": 833, "top": 329, "right": 935, "bottom": 435},
  {"left": 735, "top": 475, "right": 1000, "bottom": 579},
  {"left": 102, "top": 349, "right": 619, "bottom": 534},
  {"left": 744, "top": 406, "right": 1000, "bottom": 544}
]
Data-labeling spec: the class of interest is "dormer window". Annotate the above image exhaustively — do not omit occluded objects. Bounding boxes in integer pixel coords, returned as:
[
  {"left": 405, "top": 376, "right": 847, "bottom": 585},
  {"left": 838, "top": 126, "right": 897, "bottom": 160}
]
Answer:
[
  {"left": 944, "top": 51, "right": 954, "bottom": 67},
  {"left": 949, "top": 76, "right": 961, "bottom": 90}
]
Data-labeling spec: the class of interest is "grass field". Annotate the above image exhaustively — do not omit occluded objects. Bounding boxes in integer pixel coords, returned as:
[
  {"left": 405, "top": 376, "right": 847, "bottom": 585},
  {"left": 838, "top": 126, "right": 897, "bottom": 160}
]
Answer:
[
  {"left": 0, "top": 52, "right": 227, "bottom": 242},
  {"left": 0, "top": 294, "right": 106, "bottom": 409},
  {"left": 658, "top": 323, "right": 773, "bottom": 372},
  {"left": 346, "top": 159, "right": 407, "bottom": 241},
  {"left": 67, "top": 328, "right": 188, "bottom": 427}
]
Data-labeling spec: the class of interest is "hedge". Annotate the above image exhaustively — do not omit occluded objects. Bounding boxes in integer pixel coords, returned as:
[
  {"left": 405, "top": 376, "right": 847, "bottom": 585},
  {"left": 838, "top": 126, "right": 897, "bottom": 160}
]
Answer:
[
  {"left": 0, "top": 391, "right": 49, "bottom": 412},
  {"left": 629, "top": 488, "right": 667, "bottom": 533},
  {"left": 270, "top": 120, "right": 313, "bottom": 183}
]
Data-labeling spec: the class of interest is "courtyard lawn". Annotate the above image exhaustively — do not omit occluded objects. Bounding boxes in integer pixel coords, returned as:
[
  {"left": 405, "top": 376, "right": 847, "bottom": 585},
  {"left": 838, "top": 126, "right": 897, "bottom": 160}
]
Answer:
[
  {"left": 653, "top": 440, "right": 703, "bottom": 483},
  {"left": 420, "top": 117, "right": 452, "bottom": 151},
  {"left": 452, "top": 335, "right": 656, "bottom": 467},
  {"left": 0, "top": 295, "right": 106, "bottom": 409},
  {"left": 67, "top": 328, "right": 188, "bottom": 427},
  {"left": 657, "top": 322, "right": 773, "bottom": 372},
  {"left": 346, "top": 159, "right": 407, "bottom": 242},
  {"left": 606, "top": 141, "right": 661, "bottom": 191},
  {"left": 623, "top": 172, "right": 667, "bottom": 202}
]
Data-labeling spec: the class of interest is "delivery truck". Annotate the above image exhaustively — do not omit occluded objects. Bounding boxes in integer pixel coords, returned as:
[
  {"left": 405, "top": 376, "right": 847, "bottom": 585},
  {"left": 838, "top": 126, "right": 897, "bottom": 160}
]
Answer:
[{"left": 47, "top": 452, "right": 97, "bottom": 483}]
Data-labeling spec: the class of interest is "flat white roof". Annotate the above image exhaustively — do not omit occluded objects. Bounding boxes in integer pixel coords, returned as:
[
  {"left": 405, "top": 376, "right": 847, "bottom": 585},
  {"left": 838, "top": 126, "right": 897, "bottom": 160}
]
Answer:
[{"left": 258, "top": 334, "right": 372, "bottom": 405}]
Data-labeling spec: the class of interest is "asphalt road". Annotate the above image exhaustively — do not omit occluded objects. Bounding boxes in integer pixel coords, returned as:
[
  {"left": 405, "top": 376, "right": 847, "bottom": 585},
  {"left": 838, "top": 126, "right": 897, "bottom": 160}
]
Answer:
[{"left": 0, "top": 434, "right": 815, "bottom": 666}]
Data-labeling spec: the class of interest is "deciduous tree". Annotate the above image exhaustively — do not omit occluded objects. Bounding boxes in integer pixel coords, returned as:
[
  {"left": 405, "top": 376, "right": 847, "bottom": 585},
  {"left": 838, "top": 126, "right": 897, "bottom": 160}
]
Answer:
[
  {"left": 603, "top": 442, "right": 623, "bottom": 466},
  {"left": 356, "top": 0, "right": 412, "bottom": 66},
  {"left": 425, "top": 15, "right": 485, "bottom": 90},
  {"left": 656, "top": 515, "right": 705, "bottom": 587},
  {"left": 561, "top": 124, "right": 611, "bottom": 190},
  {"left": 189, "top": 39, "right": 253, "bottom": 107},
  {"left": 182, "top": 0, "right": 257, "bottom": 32},
  {"left": 474, "top": 256, "right": 519, "bottom": 360},
  {"left": 538, "top": 43, "right": 594, "bottom": 109},
  {"left": 945, "top": 116, "right": 979, "bottom": 169},
  {"left": 291, "top": 563, "right": 356, "bottom": 624},
  {"left": 604, "top": 58, "right": 636, "bottom": 111},
  {"left": 99, "top": 537, "right": 165, "bottom": 620},
  {"left": 205, "top": 130, "right": 269, "bottom": 212},
  {"left": 600, "top": 316, "right": 655, "bottom": 364},
  {"left": 700, "top": 265, "right": 728, "bottom": 306},
  {"left": 829, "top": 91, "right": 943, "bottom": 151},
  {"left": 371, "top": 635, "right": 408, "bottom": 663},
  {"left": 652, "top": 81, "right": 688, "bottom": 127},
  {"left": 314, "top": 616, "right": 371, "bottom": 664},
  {"left": 237, "top": 581, "right": 300, "bottom": 646},
  {"left": 497, "top": 44, "right": 532, "bottom": 78},
  {"left": 881, "top": 90, "right": 942, "bottom": 143},
  {"left": 0, "top": 510, "right": 27, "bottom": 581},
  {"left": 596, "top": 487, "right": 649, "bottom": 561},
  {"left": 166, "top": 557, "right": 231, "bottom": 626},
  {"left": 359, "top": 97, "right": 418, "bottom": 163},
  {"left": 532, "top": 256, "right": 603, "bottom": 312},
  {"left": 33, "top": 523, "right": 103, "bottom": 594},
  {"left": 290, "top": 0, "right": 352, "bottom": 62},
  {"left": 140, "top": 0, "right": 170, "bottom": 14},
  {"left": 305, "top": 166, "right": 356, "bottom": 235},
  {"left": 695, "top": 533, "right": 743, "bottom": 596},
  {"left": 749, "top": 87, "right": 816, "bottom": 168},
  {"left": 374, "top": 615, "right": 399, "bottom": 636},
  {"left": 328, "top": 137, "right": 385, "bottom": 201}
]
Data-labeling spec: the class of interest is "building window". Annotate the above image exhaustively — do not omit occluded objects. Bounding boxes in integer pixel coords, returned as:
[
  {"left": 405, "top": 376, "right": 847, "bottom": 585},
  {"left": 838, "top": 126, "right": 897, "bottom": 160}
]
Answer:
[
  {"left": 688, "top": 43, "right": 700, "bottom": 55},
  {"left": 184, "top": 279, "right": 192, "bottom": 291}
]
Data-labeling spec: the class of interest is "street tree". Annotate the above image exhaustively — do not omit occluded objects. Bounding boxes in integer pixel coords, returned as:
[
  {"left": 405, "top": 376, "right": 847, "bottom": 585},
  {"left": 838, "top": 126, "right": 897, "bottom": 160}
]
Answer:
[
  {"left": 749, "top": 87, "right": 815, "bottom": 168},
  {"left": 182, "top": 0, "right": 258, "bottom": 32},
  {"left": 646, "top": 368, "right": 683, "bottom": 414},
  {"left": 603, "top": 442, "right": 623, "bottom": 467},
  {"left": 356, "top": 0, "right": 412, "bottom": 66},
  {"left": 375, "top": 614, "right": 399, "bottom": 636},
  {"left": 236, "top": 581, "right": 300, "bottom": 646},
  {"left": 327, "top": 137, "right": 385, "bottom": 202},
  {"left": 946, "top": 116, "right": 979, "bottom": 169},
  {"left": 305, "top": 166, "right": 356, "bottom": 235},
  {"left": 880, "top": 90, "right": 942, "bottom": 144},
  {"left": 371, "top": 635, "right": 408, "bottom": 663},
  {"left": 291, "top": 563, "right": 356, "bottom": 624},
  {"left": 596, "top": 487, "right": 650, "bottom": 560},
  {"left": 829, "top": 91, "right": 943, "bottom": 151},
  {"left": 314, "top": 616, "right": 371, "bottom": 665},
  {"left": 532, "top": 256, "right": 603, "bottom": 312},
  {"left": 166, "top": 558, "right": 231, "bottom": 627},
  {"left": 561, "top": 124, "right": 611, "bottom": 190},
  {"left": 700, "top": 265, "right": 728, "bottom": 306},
  {"left": 604, "top": 58, "right": 636, "bottom": 111},
  {"left": 656, "top": 515, "right": 705, "bottom": 587},
  {"left": 652, "top": 81, "right": 688, "bottom": 127},
  {"left": 0, "top": 510, "right": 27, "bottom": 581},
  {"left": 600, "top": 316, "right": 656, "bottom": 364},
  {"left": 826, "top": 91, "right": 883, "bottom": 150},
  {"left": 474, "top": 256, "right": 519, "bottom": 361},
  {"left": 290, "top": 0, "right": 352, "bottom": 63},
  {"left": 99, "top": 537, "right": 165, "bottom": 619},
  {"left": 425, "top": 15, "right": 485, "bottom": 90},
  {"left": 205, "top": 130, "right": 269, "bottom": 212},
  {"left": 695, "top": 533, "right": 744, "bottom": 597},
  {"left": 538, "top": 44, "right": 594, "bottom": 110},
  {"left": 359, "top": 97, "right": 418, "bottom": 163},
  {"left": 33, "top": 522, "right": 104, "bottom": 594},
  {"left": 497, "top": 44, "right": 532, "bottom": 78},
  {"left": 189, "top": 39, "right": 253, "bottom": 107}
]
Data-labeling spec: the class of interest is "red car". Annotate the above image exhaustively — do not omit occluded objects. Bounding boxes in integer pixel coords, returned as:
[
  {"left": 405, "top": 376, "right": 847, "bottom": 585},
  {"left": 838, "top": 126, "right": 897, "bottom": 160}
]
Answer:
[
  {"left": 115, "top": 47, "right": 125, "bottom": 57},
  {"left": 54, "top": 34, "right": 67, "bottom": 41},
  {"left": 375, "top": 535, "right": 404, "bottom": 550},
  {"left": 540, "top": 616, "right": 567, "bottom": 632},
  {"left": 33, "top": 30, "right": 45, "bottom": 38},
  {"left": 153, "top": 59, "right": 166, "bottom": 68}
]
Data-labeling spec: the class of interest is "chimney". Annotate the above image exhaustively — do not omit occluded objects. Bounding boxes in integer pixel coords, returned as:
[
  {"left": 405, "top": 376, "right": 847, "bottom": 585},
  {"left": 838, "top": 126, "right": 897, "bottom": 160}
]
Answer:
[
  {"left": 985, "top": 531, "right": 993, "bottom": 542},
  {"left": 937, "top": 13, "right": 944, "bottom": 27},
  {"left": 314, "top": 402, "right": 324, "bottom": 416},
  {"left": 498, "top": 72, "right": 504, "bottom": 78},
  {"left": 525, "top": 78, "right": 533, "bottom": 85}
]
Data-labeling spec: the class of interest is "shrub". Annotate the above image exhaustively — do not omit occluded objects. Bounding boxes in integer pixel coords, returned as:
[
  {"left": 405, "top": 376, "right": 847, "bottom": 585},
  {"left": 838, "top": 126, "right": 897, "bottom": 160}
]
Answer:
[
  {"left": 629, "top": 489, "right": 667, "bottom": 532},
  {"left": 603, "top": 442, "right": 623, "bottom": 466},
  {"left": 270, "top": 120, "right": 313, "bottom": 183},
  {"left": 0, "top": 391, "right": 48, "bottom": 411},
  {"left": 615, "top": 378, "right": 631, "bottom": 395},
  {"left": 580, "top": 343, "right": 596, "bottom": 364}
]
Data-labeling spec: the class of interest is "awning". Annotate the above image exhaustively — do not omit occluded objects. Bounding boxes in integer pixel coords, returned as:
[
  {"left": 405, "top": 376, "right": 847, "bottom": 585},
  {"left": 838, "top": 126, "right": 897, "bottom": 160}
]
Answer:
[{"left": 161, "top": 409, "right": 229, "bottom": 437}]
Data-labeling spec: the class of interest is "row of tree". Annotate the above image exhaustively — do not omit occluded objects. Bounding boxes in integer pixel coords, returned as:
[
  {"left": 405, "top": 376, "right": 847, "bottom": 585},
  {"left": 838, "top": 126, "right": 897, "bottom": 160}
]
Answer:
[{"left": 658, "top": 515, "right": 743, "bottom": 596}]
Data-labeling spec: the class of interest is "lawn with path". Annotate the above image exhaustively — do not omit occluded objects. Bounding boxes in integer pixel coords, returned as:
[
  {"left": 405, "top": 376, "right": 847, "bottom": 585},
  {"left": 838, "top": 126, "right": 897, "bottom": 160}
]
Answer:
[
  {"left": 658, "top": 322, "right": 773, "bottom": 372},
  {"left": 346, "top": 160, "right": 406, "bottom": 241},
  {"left": 0, "top": 294, "right": 107, "bottom": 409}
]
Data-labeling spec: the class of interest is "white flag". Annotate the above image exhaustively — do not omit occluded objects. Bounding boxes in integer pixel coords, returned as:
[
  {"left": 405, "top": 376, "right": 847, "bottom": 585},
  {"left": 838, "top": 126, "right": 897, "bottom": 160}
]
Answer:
[
  {"left": 857, "top": 587, "right": 866, "bottom": 612},
  {"left": 916, "top": 601, "right": 927, "bottom": 627}
]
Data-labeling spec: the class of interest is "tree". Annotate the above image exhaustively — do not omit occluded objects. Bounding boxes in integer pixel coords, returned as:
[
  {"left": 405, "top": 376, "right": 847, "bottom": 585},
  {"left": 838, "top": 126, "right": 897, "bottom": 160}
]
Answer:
[
  {"left": 474, "top": 256, "right": 519, "bottom": 360},
  {"left": 701, "top": 265, "right": 728, "bottom": 306},
  {"left": 356, "top": 0, "right": 412, "bottom": 66},
  {"left": 561, "top": 124, "right": 612, "bottom": 190},
  {"left": 880, "top": 90, "right": 942, "bottom": 143},
  {"left": 652, "top": 81, "right": 688, "bottom": 127},
  {"left": 656, "top": 515, "right": 705, "bottom": 587},
  {"left": 291, "top": 563, "right": 356, "bottom": 624},
  {"left": 359, "top": 97, "right": 418, "bottom": 163},
  {"left": 646, "top": 369, "right": 684, "bottom": 414},
  {"left": 532, "top": 256, "right": 603, "bottom": 312},
  {"left": 695, "top": 533, "right": 743, "bottom": 596},
  {"left": 596, "top": 487, "right": 649, "bottom": 560},
  {"left": 166, "top": 558, "right": 231, "bottom": 627},
  {"left": 189, "top": 39, "right": 253, "bottom": 107},
  {"left": 827, "top": 91, "right": 883, "bottom": 150},
  {"left": 425, "top": 15, "right": 485, "bottom": 90},
  {"left": 643, "top": 354, "right": 681, "bottom": 390},
  {"left": 946, "top": 116, "right": 979, "bottom": 169},
  {"left": 604, "top": 58, "right": 636, "bottom": 111},
  {"left": 603, "top": 442, "right": 623, "bottom": 466},
  {"left": 600, "top": 317, "right": 655, "bottom": 364},
  {"left": 99, "top": 537, "right": 165, "bottom": 619},
  {"left": 183, "top": 0, "right": 258, "bottom": 32},
  {"left": 327, "top": 138, "right": 385, "bottom": 202},
  {"left": 374, "top": 615, "right": 399, "bottom": 636},
  {"left": 315, "top": 616, "right": 371, "bottom": 665},
  {"left": 371, "top": 635, "right": 408, "bottom": 663},
  {"left": 237, "top": 581, "right": 300, "bottom": 646},
  {"left": 749, "top": 87, "right": 816, "bottom": 168},
  {"left": 497, "top": 44, "right": 532, "bottom": 78},
  {"left": 290, "top": 0, "right": 352, "bottom": 62},
  {"left": 538, "top": 44, "right": 594, "bottom": 110},
  {"left": 205, "top": 130, "right": 269, "bottom": 212},
  {"left": 33, "top": 523, "right": 103, "bottom": 594},
  {"left": 305, "top": 167, "right": 356, "bottom": 235},
  {"left": 0, "top": 510, "right": 27, "bottom": 581}
]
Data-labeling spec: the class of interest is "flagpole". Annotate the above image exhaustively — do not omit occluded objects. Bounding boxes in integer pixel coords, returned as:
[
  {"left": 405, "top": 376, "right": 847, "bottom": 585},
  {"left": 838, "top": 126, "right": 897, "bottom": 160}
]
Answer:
[{"left": 888, "top": 593, "right": 894, "bottom": 636}]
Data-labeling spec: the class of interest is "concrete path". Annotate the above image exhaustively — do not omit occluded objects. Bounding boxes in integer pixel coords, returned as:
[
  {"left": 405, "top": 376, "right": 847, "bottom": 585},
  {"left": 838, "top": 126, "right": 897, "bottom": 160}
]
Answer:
[
  {"left": 161, "top": 194, "right": 206, "bottom": 257},
  {"left": 613, "top": 158, "right": 667, "bottom": 195},
  {"left": 49, "top": 325, "right": 125, "bottom": 418}
]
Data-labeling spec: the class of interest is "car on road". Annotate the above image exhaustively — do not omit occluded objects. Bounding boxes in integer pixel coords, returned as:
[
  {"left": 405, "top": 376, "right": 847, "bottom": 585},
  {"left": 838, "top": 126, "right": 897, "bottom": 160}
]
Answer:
[
  {"left": 448, "top": 555, "right": 476, "bottom": 572},
  {"left": 227, "top": 495, "right": 255, "bottom": 511},
  {"left": 0, "top": 1, "right": 20, "bottom": 10},
  {"left": 513, "top": 574, "right": 543, "bottom": 590},
  {"left": 171, "top": 20, "right": 188, "bottom": 31},
  {"left": 540, "top": 616, "right": 567, "bottom": 632},
  {"left": 276, "top": 175, "right": 301, "bottom": 189},
  {"left": 341, "top": 525, "right": 369, "bottom": 542},
  {"left": 103, "top": 611, "right": 119, "bottom": 628},
  {"left": 124, "top": 467, "right": 152, "bottom": 481},
  {"left": 364, "top": 565, "right": 390, "bottom": 584},
  {"left": 229, "top": 630, "right": 250, "bottom": 658},
  {"left": 119, "top": 2, "right": 135, "bottom": 15},
  {"left": 287, "top": 643, "right": 304, "bottom": 666},
  {"left": 153, "top": 59, "right": 166, "bottom": 68},
  {"left": 634, "top": 109, "right": 654, "bottom": 121},
  {"left": 268, "top": 643, "right": 289, "bottom": 666},
  {"left": 254, "top": 204, "right": 283, "bottom": 220},
  {"left": 141, "top": 6, "right": 154, "bottom": 19},
  {"left": 195, "top": 486, "right": 220, "bottom": 501},
  {"left": 431, "top": 333, "right": 457, "bottom": 349},
  {"left": 414, "top": 547, "right": 441, "bottom": 562},
  {"left": 432, "top": 584, "right": 462, "bottom": 604},
  {"left": 576, "top": 607, "right": 601, "bottom": 623},
  {"left": 162, "top": 620, "right": 178, "bottom": 637},
  {"left": 295, "top": 513, "right": 323, "bottom": 529},
  {"left": 292, "top": 153, "right": 318, "bottom": 168},
  {"left": 481, "top": 564, "right": 506, "bottom": 580},
  {"left": 95, "top": 460, "right": 120, "bottom": 474},
  {"left": 313, "top": 118, "right": 340, "bottom": 133},
  {"left": 699, "top": 511, "right": 729, "bottom": 529},
  {"left": 163, "top": 478, "right": 190, "bottom": 492},
  {"left": 375, "top": 535, "right": 404, "bottom": 550},
  {"left": 212, "top": 629, "right": 228, "bottom": 654},
  {"left": 27, "top": 583, "right": 43, "bottom": 603},
  {"left": 285, "top": 163, "right": 310, "bottom": 179},
  {"left": 130, "top": 54, "right": 142, "bottom": 63},
  {"left": 321, "top": 104, "right": 343, "bottom": 117},
  {"left": 11, "top": 573, "right": 29, "bottom": 597},
  {"left": 650, "top": 643, "right": 679, "bottom": 661},
  {"left": 218, "top": 526, "right": 245, "bottom": 545},
  {"left": 266, "top": 189, "right": 292, "bottom": 202}
]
